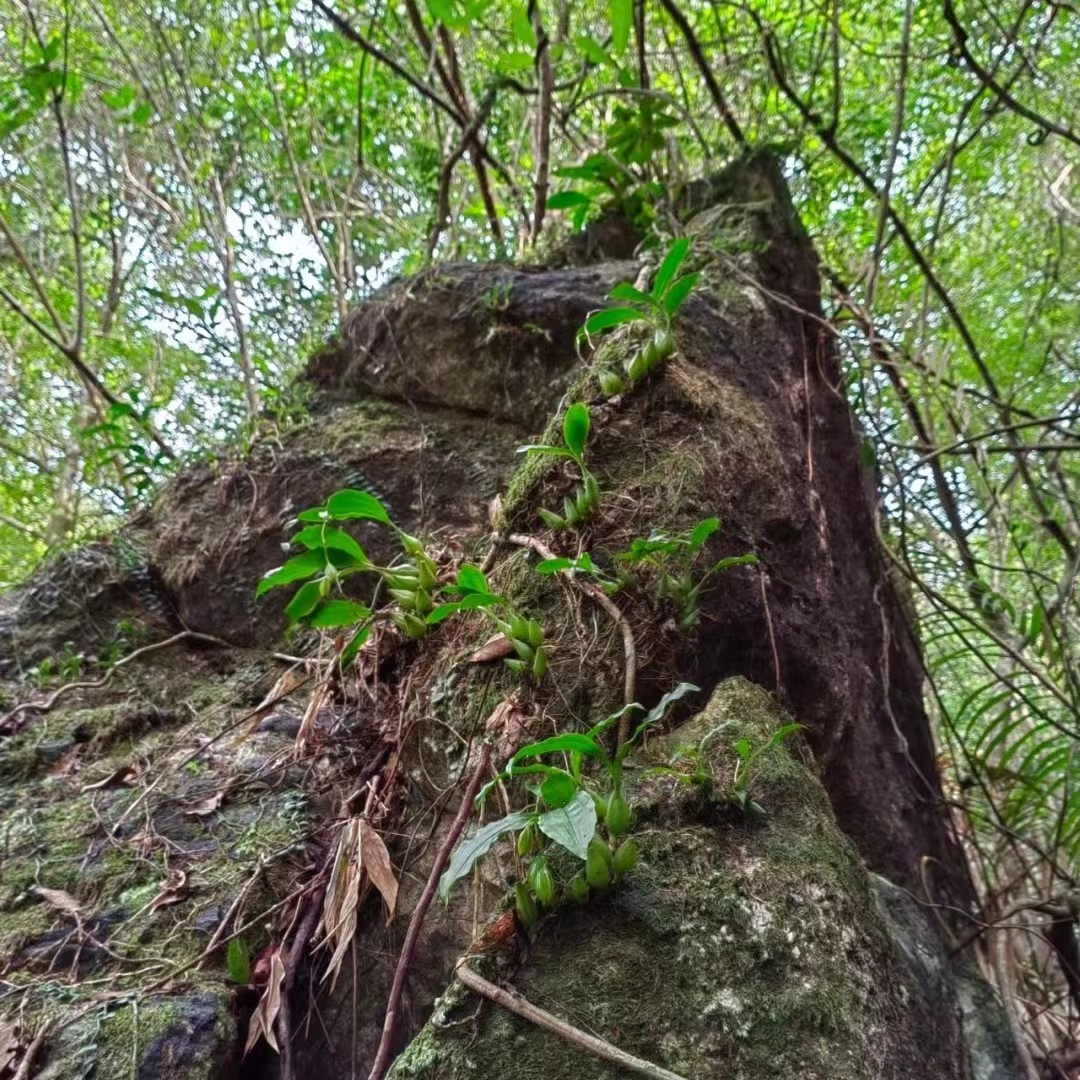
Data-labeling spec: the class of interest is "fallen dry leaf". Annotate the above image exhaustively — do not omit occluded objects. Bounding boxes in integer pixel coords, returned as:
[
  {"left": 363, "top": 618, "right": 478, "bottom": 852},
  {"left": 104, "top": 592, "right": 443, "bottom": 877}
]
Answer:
[
  {"left": 32, "top": 885, "right": 82, "bottom": 915},
  {"left": 296, "top": 679, "right": 330, "bottom": 752},
  {"left": 320, "top": 819, "right": 368, "bottom": 989},
  {"left": 245, "top": 949, "right": 285, "bottom": 1055},
  {"left": 236, "top": 667, "right": 304, "bottom": 743},
  {"left": 148, "top": 869, "right": 188, "bottom": 912},
  {"left": 358, "top": 820, "right": 398, "bottom": 926},
  {"left": 182, "top": 779, "right": 237, "bottom": 817},
  {"left": 484, "top": 694, "right": 533, "bottom": 761},
  {"left": 81, "top": 764, "right": 135, "bottom": 791},
  {"left": 252, "top": 944, "right": 275, "bottom": 986},
  {"left": 469, "top": 634, "right": 515, "bottom": 664}
]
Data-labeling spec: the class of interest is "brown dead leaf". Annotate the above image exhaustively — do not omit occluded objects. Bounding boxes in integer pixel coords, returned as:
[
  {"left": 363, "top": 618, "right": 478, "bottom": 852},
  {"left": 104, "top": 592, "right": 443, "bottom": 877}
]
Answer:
[
  {"left": 484, "top": 694, "right": 533, "bottom": 760},
  {"left": 469, "top": 633, "right": 515, "bottom": 664},
  {"left": 81, "top": 763, "right": 135, "bottom": 791},
  {"left": 182, "top": 778, "right": 237, "bottom": 817},
  {"left": 32, "top": 885, "right": 83, "bottom": 916},
  {"left": 252, "top": 945, "right": 275, "bottom": 986},
  {"left": 236, "top": 667, "right": 304, "bottom": 743},
  {"left": 47, "top": 747, "right": 81, "bottom": 779},
  {"left": 358, "top": 820, "right": 398, "bottom": 925},
  {"left": 148, "top": 869, "right": 188, "bottom": 912},
  {"left": 296, "top": 678, "right": 330, "bottom": 751},
  {"left": 320, "top": 819, "right": 368, "bottom": 989},
  {"left": 244, "top": 949, "right": 284, "bottom": 1055}
]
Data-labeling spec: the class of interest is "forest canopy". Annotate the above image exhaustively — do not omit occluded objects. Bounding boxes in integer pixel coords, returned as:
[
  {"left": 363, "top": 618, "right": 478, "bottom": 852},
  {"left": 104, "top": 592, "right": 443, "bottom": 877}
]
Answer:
[{"left": 1, "top": 0, "right": 1078, "bottom": 1066}]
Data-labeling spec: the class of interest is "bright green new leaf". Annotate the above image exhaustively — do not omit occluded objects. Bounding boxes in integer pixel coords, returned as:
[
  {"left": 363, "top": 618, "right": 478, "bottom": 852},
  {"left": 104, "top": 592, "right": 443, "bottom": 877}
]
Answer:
[
  {"left": 256, "top": 550, "right": 325, "bottom": 597},
  {"left": 456, "top": 563, "right": 489, "bottom": 596},
  {"left": 582, "top": 307, "right": 640, "bottom": 336},
  {"left": 609, "top": 0, "right": 632, "bottom": 53},
  {"left": 308, "top": 599, "right": 372, "bottom": 629},
  {"left": 661, "top": 272, "right": 699, "bottom": 317},
  {"left": 689, "top": 517, "right": 721, "bottom": 550},
  {"left": 546, "top": 190, "right": 591, "bottom": 210},
  {"left": 286, "top": 579, "right": 324, "bottom": 621},
  {"left": 512, "top": 733, "right": 604, "bottom": 763},
  {"left": 563, "top": 402, "right": 590, "bottom": 460},
  {"left": 652, "top": 238, "right": 690, "bottom": 299},
  {"left": 102, "top": 85, "right": 136, "bottom": 110},
  {"left": 510, "top": 5, "right": 536, "bottom": 45},
  {"left": 609, "top": 281, "right": 652, "bottom": 305},
  {"left": 623, "top": 681, "right": 701, "bottom": 753},
  {"left": 340, "top": 624, "right": 372, "bottom": 667},
  {"left": 426, "top": 592, "right": 502, "bottom": 624},
  {"left": 535, "top": 557, "right": 574, "bottom": 574},
  {"left": 540, "top": 770, "right": 577, "bottom": 809},
  {"left": 536, "top": 790, "right": 597, "bottom": 859},
  {"left": 291, "top": 525, "right": 367, "bottom": 564},
  {"left": 326, "top": 489, "right": 392, "bottom": 524},
  {"left": 574, "top": 35, "right": 610, "bottom": 65}
]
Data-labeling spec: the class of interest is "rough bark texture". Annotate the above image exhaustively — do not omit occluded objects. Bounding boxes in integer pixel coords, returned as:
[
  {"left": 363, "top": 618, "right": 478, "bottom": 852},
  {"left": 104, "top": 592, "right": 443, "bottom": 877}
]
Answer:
[{"left": 0, "top": 154, "right": 1016, "bottom": 1080}]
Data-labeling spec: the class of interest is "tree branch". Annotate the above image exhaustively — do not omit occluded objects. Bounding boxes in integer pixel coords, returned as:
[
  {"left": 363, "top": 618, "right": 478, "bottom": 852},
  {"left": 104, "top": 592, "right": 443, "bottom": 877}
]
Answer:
[
  {"left": 656, "top": 0, "right": 745, "bottom": 147},
  {"left": 455, "top": 963, "right": 690, "bottom": 1080},
  {"left": 942, "top": 0, "right": 1080, "bottom": 149},
  {"left": 530, "top": 0, "right": 554, "bottom": 242}
]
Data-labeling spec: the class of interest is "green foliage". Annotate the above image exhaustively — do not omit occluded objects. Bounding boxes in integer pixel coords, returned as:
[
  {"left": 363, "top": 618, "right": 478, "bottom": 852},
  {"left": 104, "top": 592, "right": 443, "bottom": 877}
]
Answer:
[
  {"left": 582, "top": 240, "right": 699, "bottom": 385},
  {"left": 519, "top": 402, "right": 600, "bottom": 530},
  {"left": 226, "top": 938, "right": 251, "bottom": 986},
  {"left": 0, "top": 0, "right": 1077, "bottom": 1044},
  {"left": 535, "top": 516, "right": 758, "bottom": 630},
  {"left": 647, "top": 721, "right": 802, "bottom": 817},
  {"left": 439, "top": 682, "right": 698, "bottom": 908},
  {"left": 258, "top": 489, "right": 547, "bottom": 678}
]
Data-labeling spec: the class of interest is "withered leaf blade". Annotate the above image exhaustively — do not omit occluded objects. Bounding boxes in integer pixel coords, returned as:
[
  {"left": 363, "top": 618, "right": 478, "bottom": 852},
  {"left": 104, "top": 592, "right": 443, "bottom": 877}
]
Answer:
[
  {"left": 245, "top": 949, "right": 285, "bottom": 1055},
  {"left": 81, "top": 764, "right": 135, "bottom": 791},
  {"left": 469, "top": 634, "right": 515, "bottom": 664},
  {"left": 148, "top": 869, "right": 188, "bottom": 912},
  {"left": 296, "top": 679, "right": 330, "bottom": 751},
  {"left": 358, "top": 820, "right": 398, "bottom": 925},
  {"left": 32, "top": 885, "right": 82, "bottom": 915},
  {"left": 319, "top": 819, "right": 368, "bottom": 990},
  {"left": 181, "top": 779, "right": 237, "bottom": 817},
  {"left": 236, "top": 667, "right": 304, "bottom": 743}
]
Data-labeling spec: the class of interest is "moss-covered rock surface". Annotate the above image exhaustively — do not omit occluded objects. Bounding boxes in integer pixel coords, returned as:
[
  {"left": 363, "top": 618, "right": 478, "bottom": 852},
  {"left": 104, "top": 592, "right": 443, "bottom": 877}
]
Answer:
[{"left": 389, "top": 679, "right": 1016, "bottom": 1080}]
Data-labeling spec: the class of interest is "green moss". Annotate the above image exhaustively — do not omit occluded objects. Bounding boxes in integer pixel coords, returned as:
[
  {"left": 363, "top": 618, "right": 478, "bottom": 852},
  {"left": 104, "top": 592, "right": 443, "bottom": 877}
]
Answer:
[
  {"left": 285, "top": 399, "right": 413, "bottom": 458},
  {"left": 0, "top": 900, "right": 54, "bottom": 965},
  {"left": 37, "top": 987, "right": 233, "bottom": 1080}
]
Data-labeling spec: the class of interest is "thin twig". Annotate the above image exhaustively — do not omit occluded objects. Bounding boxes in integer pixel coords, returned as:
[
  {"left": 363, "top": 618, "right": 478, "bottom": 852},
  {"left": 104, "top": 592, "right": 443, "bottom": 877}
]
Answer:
[
  {"left": 0, "top": 631, "right": 232, "bottom": 731},
  {"left": 455, "top": 963, "right": 690, "bottom": 1080},
  {"left": 759, "top": 571, "right": 781, "bottom": 692},
  {"left": 365, "top": 744, "right": 492, "bottom": 1080},
  {"left": 429, "top": 85, "right": 499, "bottom": 257},
  {"left": 942, "top": 0, "right": 1080, "bottom": 150}
]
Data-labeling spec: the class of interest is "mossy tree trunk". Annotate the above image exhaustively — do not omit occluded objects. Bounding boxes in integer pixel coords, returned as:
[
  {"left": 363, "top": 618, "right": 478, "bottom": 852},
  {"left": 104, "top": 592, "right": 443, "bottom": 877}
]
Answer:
[{"left": 0, "top": 156, "right": 1015, "bottom": 1080}]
